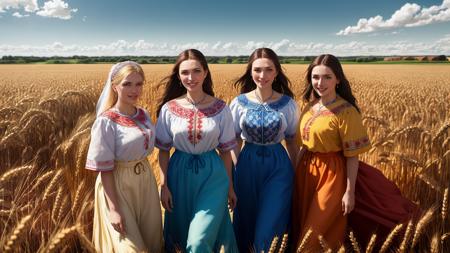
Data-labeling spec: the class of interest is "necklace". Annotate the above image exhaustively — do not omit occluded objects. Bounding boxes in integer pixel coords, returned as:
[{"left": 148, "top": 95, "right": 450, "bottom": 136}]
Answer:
[
  {"left": 316, "top": 97, "right": 337, "bottom": 112},
  {"left": 254, "top": 89, "right": 274, "bottom": 104},
  {"left": 186, "top": 93, "right": 207, "bottom": 108}
]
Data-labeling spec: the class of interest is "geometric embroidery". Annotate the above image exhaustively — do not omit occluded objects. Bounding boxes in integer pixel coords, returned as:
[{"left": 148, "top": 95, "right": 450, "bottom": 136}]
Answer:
[
  {"left": 101, "top": 108, "right": 151, "bottom": 150},
  {"left": 237, "top": 95, "right": 286, "bottom": 144},
  {"left": 344, "top": 136, "right": 370, "bottom": 151},
  {"left": 301, "top": 102, "right": 353, "bottom": 142},
  {"left": 168, "top": 99, "right": 226, "bottom": 146}
]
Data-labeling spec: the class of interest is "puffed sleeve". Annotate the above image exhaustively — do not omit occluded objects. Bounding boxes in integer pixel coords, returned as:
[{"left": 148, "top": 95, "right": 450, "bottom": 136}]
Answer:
[
  {"left": 217, "top": 105, "right": 237, "bottom": 152},
  {"left": 338, "top": 106, "right": 371, "bottom": 157},
  {"left": 229, "top": 97, "right": 242, "bottom": 137},
  {"left": 155, "top": 104, "right": 173, "bottom": 151},
  {"left": 85, "top": 117, "right": 115, "bottom": 171},
  {"left": 284, "top": 99, "right": 300, "bottom": 140}
]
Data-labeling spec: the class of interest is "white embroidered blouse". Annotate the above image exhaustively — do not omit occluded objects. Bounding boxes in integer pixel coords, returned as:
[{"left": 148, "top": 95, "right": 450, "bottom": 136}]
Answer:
[
  {"left": 85, "top": 107, "right": 155, "bottom": 172},
  {"left": 155, "top": 99, "right": 237, "bottom": 154}
]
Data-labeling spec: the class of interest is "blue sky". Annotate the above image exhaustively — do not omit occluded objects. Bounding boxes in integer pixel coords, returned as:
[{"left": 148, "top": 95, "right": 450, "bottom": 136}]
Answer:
[{"left": 1, "top": 0, "right": 449, "bottom": 56}]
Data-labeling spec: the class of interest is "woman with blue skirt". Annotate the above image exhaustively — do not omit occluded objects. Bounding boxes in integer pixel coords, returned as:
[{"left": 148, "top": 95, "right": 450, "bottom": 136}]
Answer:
[
  {"left": 155, "top": 49, "right": 238, "bottom": 253},
  {"left": 230, "top": 48, "right": 300, "bottom": 252}
]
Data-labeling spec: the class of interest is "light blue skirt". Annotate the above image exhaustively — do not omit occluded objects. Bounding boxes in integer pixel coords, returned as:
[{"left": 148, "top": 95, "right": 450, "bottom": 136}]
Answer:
[
  {"left": 233, "top": 142, "right": 294, "bottom": 252},
  {"left": 164, "top": 149, "right": 238, "bottom": 253}
]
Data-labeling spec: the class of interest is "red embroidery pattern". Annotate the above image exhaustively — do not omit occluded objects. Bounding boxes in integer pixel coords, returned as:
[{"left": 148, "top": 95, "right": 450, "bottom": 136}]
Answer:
[
  {"left": 101, "top": 108, "right": 151, "bottom": 150},
  {"left": 344, "top": 136, "right": 370, "bottom": 151},
  {"left": 168, "top": 100, "right": 226, "bottom": 145},
  {"left": 155, "top": 138, "right": 172, "bottom": 150},
  {"left": 302, "top": 102, "right": 353, "bottom": 142},
  {"left": 218, "top": 139, "right": 237, "bottom": 151},
  {"left": 86, "top": 159, "right": 114, "bottom": 171}
]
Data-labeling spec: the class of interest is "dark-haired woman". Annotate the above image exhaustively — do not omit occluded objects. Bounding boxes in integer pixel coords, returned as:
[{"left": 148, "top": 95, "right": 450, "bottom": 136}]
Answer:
[
  {"left": 230, "top": 48, "right": 300, "bottom": 252},
  {"left": 291, "top": 54, "right": 417, "bottom": 251},
  {"left": 155, "top": 49, "right": 238, "bottom": 253}
]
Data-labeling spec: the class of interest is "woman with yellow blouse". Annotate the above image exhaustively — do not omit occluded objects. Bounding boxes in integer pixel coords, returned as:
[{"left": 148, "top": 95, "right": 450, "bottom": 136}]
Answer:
[{"left": 291, "top": 54, "right": 417, "bottom": 251}]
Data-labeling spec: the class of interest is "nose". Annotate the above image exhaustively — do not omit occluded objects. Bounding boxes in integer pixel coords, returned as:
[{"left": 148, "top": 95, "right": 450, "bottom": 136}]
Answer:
[{"left": 188, "top": 73, "right": 193, "bottom": 81}]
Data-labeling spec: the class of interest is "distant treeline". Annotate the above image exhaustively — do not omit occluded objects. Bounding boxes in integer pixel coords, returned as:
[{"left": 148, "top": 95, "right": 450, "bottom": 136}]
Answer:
[{"left": 0, "top": 55, "right": 448, "bottom": 64}]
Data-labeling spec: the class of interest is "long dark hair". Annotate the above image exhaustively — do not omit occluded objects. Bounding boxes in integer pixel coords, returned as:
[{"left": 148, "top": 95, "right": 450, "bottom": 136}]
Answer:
[
  {"left": 234, "top": 48, "right": 294, "bottom": 98},
  {"left": 302, "top": 54, "right": 360, "bottom": 112},
  {"left": 156, "top": 49, "right": 214, "bottom": 116}
]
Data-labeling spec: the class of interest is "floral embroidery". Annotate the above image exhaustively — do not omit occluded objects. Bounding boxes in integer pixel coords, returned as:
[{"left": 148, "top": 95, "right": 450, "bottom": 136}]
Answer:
[
  {"left": 86, "top": 159, "right": 114, "bottom": 171},
  {"left": 218, "top": 139, "right": 238, "bottom": 151},
  {"left": 168, "top": 100, "right": 226, "bottom": 145},
  {"left": 344, "top": 136, "right": 370, "bottom": 151},
  {"left": 101, "top": 108, "right": 151, "bottom": 150},
  {"left": 155, "top": 138, "right": 172, "bottom": 151},
  {"left": 302, "top": 102, "right": 353, "bottom": 142}
]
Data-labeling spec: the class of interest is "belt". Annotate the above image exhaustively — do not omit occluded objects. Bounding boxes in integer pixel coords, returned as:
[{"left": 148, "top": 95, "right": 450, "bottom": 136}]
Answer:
[{"left": 115, "top": 158, "right": 147, "bottom": 175}]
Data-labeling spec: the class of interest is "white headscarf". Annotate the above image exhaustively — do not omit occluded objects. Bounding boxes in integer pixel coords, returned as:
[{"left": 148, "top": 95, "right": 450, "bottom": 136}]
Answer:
[{"left": 96, "top": 61, "right": 141, "bottom": 117}]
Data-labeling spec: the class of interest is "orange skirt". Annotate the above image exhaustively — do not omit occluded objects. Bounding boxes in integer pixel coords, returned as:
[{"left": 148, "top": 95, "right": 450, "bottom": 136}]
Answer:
[
  {"left": 291, "top": 150, "right": 346, "bottom": 252},
  {"left": 291, "top": 151, "right": 419, "bottom": 252}
]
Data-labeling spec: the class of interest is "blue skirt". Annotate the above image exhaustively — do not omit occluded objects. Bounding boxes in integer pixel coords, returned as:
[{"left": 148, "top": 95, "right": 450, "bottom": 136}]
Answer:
[
  {"left": 233, "top": 142, "right": 294, "bottom": 252},
  {"left": 164, "top": 149, "right": 238, "bottom": 253}
]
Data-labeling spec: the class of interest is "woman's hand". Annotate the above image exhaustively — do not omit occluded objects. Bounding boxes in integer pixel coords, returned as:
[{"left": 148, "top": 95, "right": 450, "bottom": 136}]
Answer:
[
  {"left": 342, "top": 189, "right": 355, "bottom": 215},
  {"left": 228, "top": 186, "right": 237, "bottom": 210},
  {"left": 160, "top": 185, "right": 173, "bottom": 212},
  {"left": 109, "top": 209, "right": 126, "bottom": 235}
]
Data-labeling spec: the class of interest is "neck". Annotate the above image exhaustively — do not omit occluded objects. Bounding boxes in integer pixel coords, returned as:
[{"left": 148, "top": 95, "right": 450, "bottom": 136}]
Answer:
[
  {"left": 320, "top": 93, "right": 337, "bottom": 105},
  {"left": 255, "top": 87, "right": 274, "bottom": 102},
  {"left": 114, "top": 102, "right": 137, "bottom": 116},
  {"left": 186, "top": 90, "right": 206, "bottom": 104}
]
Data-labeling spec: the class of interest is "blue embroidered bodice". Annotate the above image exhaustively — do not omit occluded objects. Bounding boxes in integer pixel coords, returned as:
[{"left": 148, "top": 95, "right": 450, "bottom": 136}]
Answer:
[{"left": 237, "top": 94, "right": 291, "bottom": 144}]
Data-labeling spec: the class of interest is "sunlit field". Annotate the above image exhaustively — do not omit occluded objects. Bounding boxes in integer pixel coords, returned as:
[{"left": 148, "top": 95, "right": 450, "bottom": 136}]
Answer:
[{"left": 0, "top": 64, "right": 449, "bottom": 252}]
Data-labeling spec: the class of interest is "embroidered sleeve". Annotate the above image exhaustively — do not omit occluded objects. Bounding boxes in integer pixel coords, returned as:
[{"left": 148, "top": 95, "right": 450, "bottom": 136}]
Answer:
[
  {"left": 86, "top": 117, "right": 115, "bottom": 172},
  {"left": 155, "top": 104, "right": 173, "bottom": 151},
  {"left": 284, "top": 99, "right": 300, "bottom": 140},
  {"left": 338, "top": 106, "right": 371, "bottom": 157},
  {"left": 217, "top": 105, "right": 237, "bottom": 152},
  {"left": 229, "top": 97, "right": 242, "bottom": 137}
]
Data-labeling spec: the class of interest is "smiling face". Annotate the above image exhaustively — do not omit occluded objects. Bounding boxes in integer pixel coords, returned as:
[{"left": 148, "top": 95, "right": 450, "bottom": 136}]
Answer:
[
  {"left": 251, "top": 58, "right": 278, "bottom": 90},
  {"left": 311, "top": 64, "right": 340, "bottom": 101},
  {"left": 178, "top": 59, "right": 208, "bottom": 93},
  {"left": 113, "top": 72, "right": 144, "bottom": 107}
]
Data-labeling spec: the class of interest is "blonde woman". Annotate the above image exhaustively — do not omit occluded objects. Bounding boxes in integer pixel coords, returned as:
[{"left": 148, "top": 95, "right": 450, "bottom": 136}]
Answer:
[{"left": 86, "top": 61, "right": 163, "bottom": 252}]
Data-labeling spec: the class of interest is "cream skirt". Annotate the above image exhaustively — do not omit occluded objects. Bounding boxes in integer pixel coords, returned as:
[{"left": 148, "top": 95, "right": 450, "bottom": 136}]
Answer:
[{"left": 93, "top": 158, "right": 163, "bottom": 253}]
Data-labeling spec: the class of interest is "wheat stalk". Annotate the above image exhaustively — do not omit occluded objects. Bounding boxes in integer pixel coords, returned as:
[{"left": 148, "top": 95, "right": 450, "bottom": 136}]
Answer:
[
  {"left": 412, "top": 209, "right": 434, "bottom": 247},
  {"left": 380, "top": 223, "right": 404, "bottom": 253},
  {"left": 268, "top": 235, "right": 279, "bottom": 253},
  {"left": 348, "top": 230, "right": 361, "bottom": 253},
  {"left": 365, "top": 234, "right": 377, "bottom": 253},
  {"left": 296, "top": 229, "right": 312, "bottom": 253},
  {"left": 46, "top": 224, "right": 79, "bottom": 253},
  {"left": 3, "top": 214, "right": 32, "bottom": 252},
  {"left": 442, "top": 188, "right": 448, "bottom": 221},
  {"left": 399, "top": 220, "right": 414, "bottom": 252}
]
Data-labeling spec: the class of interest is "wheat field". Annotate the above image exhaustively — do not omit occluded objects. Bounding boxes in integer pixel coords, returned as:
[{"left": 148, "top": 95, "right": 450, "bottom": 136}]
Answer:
[{"left": 0, "top": 64, "right": 449, "bottom": 252}]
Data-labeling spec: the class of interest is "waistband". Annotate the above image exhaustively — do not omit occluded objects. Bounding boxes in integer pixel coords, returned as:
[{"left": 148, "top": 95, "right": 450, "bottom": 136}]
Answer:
[{"left": 115, "top": 157, "right": 148, "bottom": 168}]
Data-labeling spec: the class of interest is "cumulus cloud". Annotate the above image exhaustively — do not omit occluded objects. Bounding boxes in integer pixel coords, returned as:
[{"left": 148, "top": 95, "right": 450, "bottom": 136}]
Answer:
[
  {"left": 12, "top": 11, "right": 29, "bottom": 18},
  {"left": 1, "top": 0, "right": 76, "bottom": 19},
  {"left": 0, "top": 0, "right": 38, "bottom": 13},
  {"left": 1, "top": 38, "right": 450, "bottom": 56},
  {"left": 337, "top": 0, "right": 450, "bottom": 35},
  {"left": 36, "top": 0, "right": 77, "bottom": 20}
]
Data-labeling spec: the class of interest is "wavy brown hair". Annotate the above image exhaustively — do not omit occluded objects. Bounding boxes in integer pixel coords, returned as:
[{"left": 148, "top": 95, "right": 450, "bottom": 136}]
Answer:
[
  {"left": 302, "top": 54, "right": 360, "bottom": 112},
  {"left": 156, "top": 49, "right": 214, "bottom": 116},
  {"left": 234, "top": 48, "right": 294, "bottom": 98}
]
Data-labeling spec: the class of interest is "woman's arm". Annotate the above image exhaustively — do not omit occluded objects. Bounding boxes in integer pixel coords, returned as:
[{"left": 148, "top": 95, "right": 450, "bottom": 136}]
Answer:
[
  {"left": 101, "top": 171, "right": 126, "bottom": 235},
  {"left": 285, "top": 136, "right": 299, "bottom": 168},
  {"left": 220, "top": 150, "right": 237, "bottom": 210},
  {"left": 342, "top": 155, "right": 359, "bottom": 215},
  {"left": 230, "top": 137, "right": 243, "bottom": 166},
  {"left": 158, "top": 149, "right": 173, "bottom": 212}
]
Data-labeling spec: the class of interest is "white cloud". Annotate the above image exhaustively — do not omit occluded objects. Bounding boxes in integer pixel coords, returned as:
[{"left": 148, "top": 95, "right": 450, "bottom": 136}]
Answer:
[
  {"left": 0, "top": 0, "right": 38, "bottom": 13},
  {"left": 36, "top": 0, "right": 77, "bottom": 20},
  {"left": 337, "top": 0, "right": 450, "bottom": 35},
  {"left": 1, "top": 38, "right": 450, "bottom": 56},
  {"left": 12, "top": 11, "right": 29, "bottom": 18}
]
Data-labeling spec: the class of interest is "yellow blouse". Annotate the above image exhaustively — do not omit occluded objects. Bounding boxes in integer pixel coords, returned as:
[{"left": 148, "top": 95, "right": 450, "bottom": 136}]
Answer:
[{"left": 298, "top": 96, "right": 371, "bottom": 157}]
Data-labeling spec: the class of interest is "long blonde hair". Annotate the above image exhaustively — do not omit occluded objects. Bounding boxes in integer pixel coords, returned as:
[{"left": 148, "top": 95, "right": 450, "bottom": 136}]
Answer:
[{"left": 97, "top": 62, "right": 145, "bottom": 116}]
